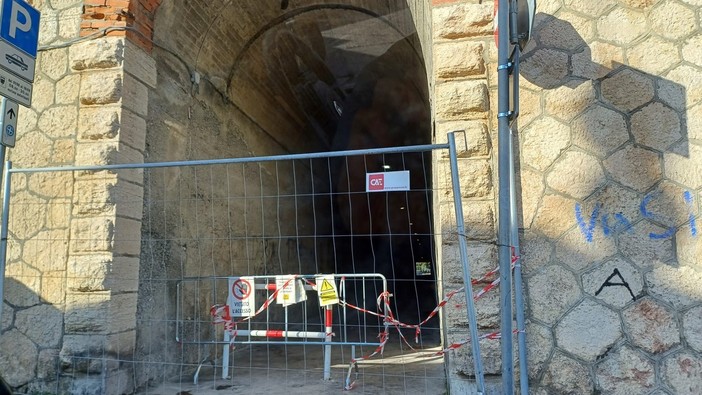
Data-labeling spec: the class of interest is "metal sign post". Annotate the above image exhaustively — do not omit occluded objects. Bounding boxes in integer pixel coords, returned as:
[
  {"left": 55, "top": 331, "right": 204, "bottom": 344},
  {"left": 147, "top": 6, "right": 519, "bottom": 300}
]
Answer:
[
  {"left": 496, "top": 0, "right": 535, "bottom": 393},
  {"left": 0, "top": 0, "right": 40, "bottom": 332}
]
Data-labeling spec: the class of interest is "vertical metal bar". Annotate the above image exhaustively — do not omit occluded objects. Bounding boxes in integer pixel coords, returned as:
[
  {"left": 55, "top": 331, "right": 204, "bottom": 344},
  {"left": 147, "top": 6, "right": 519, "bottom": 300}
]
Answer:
[
  {"left": 447, "top": 133, "right": 485, "bottom": 393},
  {"left": 0, "top": 160, "right": 11, "bottom": 324},
  {"left": 498, "top": 0, "right": 515, "bottom": 392},
  {"left": 510, "top": 53, "right": 529, "bottom": 395},
  {"left": 222, "top": 331, "right": 230, "bottom": 379},
  {"left": 323, "top": 305, "right": 333, "bottom": 380}
]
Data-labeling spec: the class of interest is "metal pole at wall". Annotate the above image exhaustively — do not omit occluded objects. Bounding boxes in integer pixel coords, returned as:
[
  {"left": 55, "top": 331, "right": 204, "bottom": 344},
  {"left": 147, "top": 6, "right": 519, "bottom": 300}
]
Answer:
[
  {"left": 448, "top": 132, "right": 485, "bottom": 393},
  {"left": 510, "top": 125, "right": 529, "bottom": 395},
  {"left": 497, "top": 0, "right": 515, "bottom": 392},
  {"left": 0, "top": 160, "right": 12, "bottom": 323}
]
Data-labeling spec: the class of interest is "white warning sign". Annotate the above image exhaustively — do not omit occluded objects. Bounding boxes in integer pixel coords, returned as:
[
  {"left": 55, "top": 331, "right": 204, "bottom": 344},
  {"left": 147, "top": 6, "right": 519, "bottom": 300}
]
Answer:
[
  {"left": 366, "top": 170, "right": 410, "bottom": 192},
  {"left": 276, "top": 275, "right": 307, "bottom": 306},
  {"left": 228, "top": 276, "right": 256, "bottom": 317},
  {"left": 316, "top": 275, "right": 339, "bottom": 306}
]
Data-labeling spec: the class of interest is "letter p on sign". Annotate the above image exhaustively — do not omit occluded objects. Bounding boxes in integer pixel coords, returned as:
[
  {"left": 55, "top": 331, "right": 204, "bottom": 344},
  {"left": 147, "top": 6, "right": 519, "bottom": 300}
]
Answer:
[
  {"left": 9, "top": 1, "right": 31, "bottom": 39},
  {"left": 0, "top": 0, "right": 40, "bottom": 57}
]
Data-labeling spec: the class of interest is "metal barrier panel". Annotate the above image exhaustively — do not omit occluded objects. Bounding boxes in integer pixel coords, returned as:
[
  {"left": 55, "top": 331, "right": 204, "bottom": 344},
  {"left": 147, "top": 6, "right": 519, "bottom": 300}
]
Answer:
[{"left": 0, "top": 139, "right": 499, "bottom": 394}]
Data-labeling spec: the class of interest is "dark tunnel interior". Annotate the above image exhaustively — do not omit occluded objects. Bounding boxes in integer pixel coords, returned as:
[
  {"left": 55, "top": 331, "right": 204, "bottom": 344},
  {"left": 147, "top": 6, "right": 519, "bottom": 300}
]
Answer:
[{"left": 235, "top": 7, "right": 438, "bottom": 326}]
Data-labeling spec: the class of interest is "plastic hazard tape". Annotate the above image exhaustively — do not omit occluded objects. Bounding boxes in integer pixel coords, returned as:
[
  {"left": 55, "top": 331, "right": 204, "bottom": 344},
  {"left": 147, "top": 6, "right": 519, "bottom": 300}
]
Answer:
[
  {"left": 343, "top": 329, "right": 389, "bottom": 391},
  {"left": 433, "top": 329, "right": 524, "bottom": 357},
  {"left": 211, "top": 275, "right": 298, "bottom": 343}
]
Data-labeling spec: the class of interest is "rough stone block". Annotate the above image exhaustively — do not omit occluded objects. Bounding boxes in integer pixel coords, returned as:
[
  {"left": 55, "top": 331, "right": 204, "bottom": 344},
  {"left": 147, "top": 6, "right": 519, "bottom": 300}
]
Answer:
[
  {"left": 435, "top": 121, "right": 490, "bottom": 158},
  {"left": 526, "top": 322, "right": 553, "bottom": 380},
  {"left": 56, "top": 74, "right": 80, "bottom": 105},
  {"left": 532, "top": 194, "right": 576, "bottom": 240},
  {"left": 70, "top": 217, "right": 114, "bottom": 253},
  {"left": 645, "top": 265, "right": 702, "bottom": 309},
  {"left": 78, "top": 106, "right": 120, "bottom": 141},
  {"left": 623, "top": 298, "right": 680, "bottom": 354},
  {"left": 41, "top": 271, "right": 66, "bottom": 305},
  {"left": 595, "top": 345, "right": 655, "bottom": 394},
  {"left": 28, "top": 171, "right": 73, "bottom": 198},
  {"left": 572, "top": 41, "right": 624, "bottom": 80},
  {"left": 440, "top": 200, "right": 495, "bottom": 243},
  {"left": 631, "top": 102, "right": 681, "bottom": 152},
  {"left": 72, "top": 177, "right": 144, "bottom": 221},
  {"left": 70, "top": 37, "right": 124, "bottom": 71},
  {"left": 442, "top": 242, "right": 497, "bottom": 283},
  {"left": 435, "top": 41, "right": 485, "bottom": 79},
  {"left": 683, "top": 305, "right": 702, "bottom": 353},
  {"left": 556, "top": 299, "right": 622, "bottom": 361},
  {"left": 583, "top": 257, "right": 643, "bottom": 308},
  {"left": 15, "top": 304, "right": 64, "bottom": 348},
  {"left": 120, "top": 109, "right": 147, "bottom": 152},
  {"left": 104, "top": 257, "right": 140, "bottom": 292},
  {"left": 24, "top": 229, "right": 69, "bottom": 272},
  {"left": 5, "top": 273, "right": 41, "bottom": 307},
  {"left": 122, "top": 73, "right": 149, "bottom": 117},
  {"left": 446, "top": 331, "right": 501, "bottom": 375},
  {"left": 435, "top": 80, "right": 488, "bottom": 121},
  {"left": 38, "top": 105, "right": 78, "bottom": 138},
  {"left": 555, "top": 227, "right": 617, "bottom": 273},
  {"left": 74, "top": 142, "right": 145, "bottom": 184},
  {"left": 572, "top": 105, "right": 628, "bottom": 157},
  {"left": 0, "top": 329, "right": 38, "bottom": 387},
  {"left": 519, "top": 167, "right": 545, "bottom": 230},
  {"left": 58, "top": 6, "right": 81, "bottom": 39},
  {"left": 64, "top": 291, "right": 111, "bottom": 333},
  {"left": 124, "top": 40, "right": 157, "bottom": 88},
  {"left": 80, "top": 70, "right": 123, "bottom": 105},
  {"left": 433, "top": 3, "right": 493, "bottom": 39},
  {"left": 40, "top": 48, "right": 69, "bottom": 81},
  {"left": 628, "top": 36, "right": 680, "bottom": 75},
  {"left": 521, "top": 117, "right": 570, "bottom": 172},
  {"left": 541, "top": 351, "right": 594, "bottom": 394},
  {"left": 664, "top": 143, "right": 702, "bottom": 189},
  {"left": 527, "top": 265, "right": 581, "bottom": 325},
  {"left": 1, "top": 302, "right": 12, "bottom": 331},
  {"left": 32, "top": 78, "right": 56, "bottom": 113},
  {"left": 438, "top": 158, "right": 492, "bottom": 198},
  {"left": 37, "top": 348, "right": 59, "bottom": 381},
  {"left": 67, "top": 255, "right": 139, "bottom": 293},
  {"left": 596, "top": 7, "right": 647, "bottom": 45},
  {"left": 662, "top": 352, "right": 702, "bottom": 395},
  {"left": 650, "top": 1, "right": 697, "bottom": 40},
  {"left": 113, "top": 216, "right": 143, "bottom": 256},
  {"left": 38, "top": 8, "right": 58, "bottom": 46}
]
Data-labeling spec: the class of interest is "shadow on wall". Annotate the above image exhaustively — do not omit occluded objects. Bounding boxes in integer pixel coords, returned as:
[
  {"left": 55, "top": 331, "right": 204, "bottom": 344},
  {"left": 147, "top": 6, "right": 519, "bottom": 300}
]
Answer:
[
  {"left": 520, "top": 13, "right": 693, "bottom": 259},
  {"left": 0, "top": 278, "right": 58, "bottom": 393},
  {"left": 517, "top": 12, "right": 702, "bottom": 394}
]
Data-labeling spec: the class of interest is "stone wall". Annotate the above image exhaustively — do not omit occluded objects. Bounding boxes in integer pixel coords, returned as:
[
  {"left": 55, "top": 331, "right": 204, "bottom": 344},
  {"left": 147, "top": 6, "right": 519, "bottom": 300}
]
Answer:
[
  {"left": 432, "top": 0, "right": 702, "bottom": 393},
  {"left": 515, "top": 1, "right": 702, "bottom": 394},
  {"left": 0, "top": 0, "right": 155, "bottom": 392},
  {"left": 430, "top": 0, "right": 499, "bottom": 392},
  {"left": 3, "top": 0, "right": 701, "bottom": 394}
]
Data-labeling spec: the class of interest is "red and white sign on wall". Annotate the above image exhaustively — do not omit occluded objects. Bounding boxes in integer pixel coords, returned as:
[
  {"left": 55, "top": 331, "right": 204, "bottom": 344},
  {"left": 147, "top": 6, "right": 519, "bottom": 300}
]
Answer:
[
  {"left": 228, "top": 276, "right": 256, "bottom": 317},
  {"left": 366, "top": 170, "right": 410, "bottom": 192}
]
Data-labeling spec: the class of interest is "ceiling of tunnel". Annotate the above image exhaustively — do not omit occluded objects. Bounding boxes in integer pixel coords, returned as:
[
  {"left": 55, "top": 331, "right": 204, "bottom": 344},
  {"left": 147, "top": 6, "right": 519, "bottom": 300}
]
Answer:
[
  {"left": 152, "top": 1, "right": 429, "bottom": 152},
  {"left": 153, "top": 0, "right": 419, "bottom": 83}
]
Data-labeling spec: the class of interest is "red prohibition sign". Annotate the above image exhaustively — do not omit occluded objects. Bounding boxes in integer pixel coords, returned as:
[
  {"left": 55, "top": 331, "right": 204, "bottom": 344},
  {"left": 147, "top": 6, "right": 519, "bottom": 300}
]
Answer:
[{"left": 232, "top": 278, "right": 252, "bottom": 300}]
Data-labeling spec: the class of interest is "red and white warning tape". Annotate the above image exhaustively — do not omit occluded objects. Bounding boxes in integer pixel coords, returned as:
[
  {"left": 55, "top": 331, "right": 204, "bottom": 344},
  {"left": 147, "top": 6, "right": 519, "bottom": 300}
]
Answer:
[
  {"left": 210, "top": 249, "right": 523, "bottom": 391},
  {"left": 210, "top": 275, "right": 298, "bottom": 345}
]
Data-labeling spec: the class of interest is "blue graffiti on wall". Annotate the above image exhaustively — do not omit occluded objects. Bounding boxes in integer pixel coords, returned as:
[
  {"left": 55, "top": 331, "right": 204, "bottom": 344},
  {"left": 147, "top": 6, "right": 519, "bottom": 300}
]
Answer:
[{"left": 576, "top": 191, "right": 697, "bottom": 242}]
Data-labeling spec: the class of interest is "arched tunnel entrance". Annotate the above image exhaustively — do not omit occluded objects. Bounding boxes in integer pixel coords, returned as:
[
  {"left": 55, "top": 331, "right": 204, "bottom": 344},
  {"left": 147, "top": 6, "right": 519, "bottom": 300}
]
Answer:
[
  {"left": 140, "top": 0, "right": 437, "bottom": 389},
  {"left": 224, "top": 5, "right": 436, "bottom": 324}
]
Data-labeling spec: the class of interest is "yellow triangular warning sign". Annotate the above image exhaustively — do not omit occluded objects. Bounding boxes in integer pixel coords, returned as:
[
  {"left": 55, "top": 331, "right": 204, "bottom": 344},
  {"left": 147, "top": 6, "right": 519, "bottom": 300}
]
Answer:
[{"left": 320, "top": 279, "right": 334, "bottom": 292}]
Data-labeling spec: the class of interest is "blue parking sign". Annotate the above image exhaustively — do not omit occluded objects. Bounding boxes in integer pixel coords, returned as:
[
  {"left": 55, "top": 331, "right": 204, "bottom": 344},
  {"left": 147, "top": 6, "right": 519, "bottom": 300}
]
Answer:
[{"left": 0, "top": 0, "right": 40, "bottom": 58}]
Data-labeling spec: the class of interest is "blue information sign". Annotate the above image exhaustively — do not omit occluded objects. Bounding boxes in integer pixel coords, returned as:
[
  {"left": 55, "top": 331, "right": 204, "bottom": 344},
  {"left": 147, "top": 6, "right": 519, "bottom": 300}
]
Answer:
[{"left": 0, "top": 0, "right": 40, "bottom": 58}]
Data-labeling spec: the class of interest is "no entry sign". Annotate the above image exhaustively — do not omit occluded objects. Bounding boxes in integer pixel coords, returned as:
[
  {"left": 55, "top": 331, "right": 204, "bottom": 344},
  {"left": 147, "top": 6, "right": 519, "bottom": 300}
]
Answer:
[{"left": 228, "top": 276, "right": 255, "bottom": 317}]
